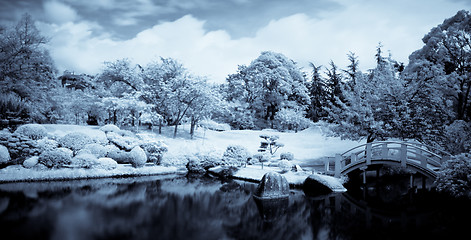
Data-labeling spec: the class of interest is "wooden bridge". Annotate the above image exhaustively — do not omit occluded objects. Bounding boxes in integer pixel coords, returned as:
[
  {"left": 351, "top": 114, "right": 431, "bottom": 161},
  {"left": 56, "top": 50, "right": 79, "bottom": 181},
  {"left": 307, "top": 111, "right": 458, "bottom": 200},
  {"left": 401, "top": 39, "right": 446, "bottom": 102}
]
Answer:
[{"left": 325, "top": 141, "right": 451, "bottom": 179}]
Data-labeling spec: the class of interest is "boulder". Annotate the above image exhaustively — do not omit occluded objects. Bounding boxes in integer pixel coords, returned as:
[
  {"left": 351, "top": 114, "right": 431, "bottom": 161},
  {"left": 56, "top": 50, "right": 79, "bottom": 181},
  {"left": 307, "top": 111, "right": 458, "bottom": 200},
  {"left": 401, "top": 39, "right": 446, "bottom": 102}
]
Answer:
[
  {"left": 254, "top": 172, "right": 290, "bottom": 199},
  {"left": 303, "top": 174, "right": 347, "bottom": 196},
  {"left": 23, "top": 156, "right": 39, "bottom": 168},
  {"left": 129, "top": 146, "right": 147, "bottom": 168}
]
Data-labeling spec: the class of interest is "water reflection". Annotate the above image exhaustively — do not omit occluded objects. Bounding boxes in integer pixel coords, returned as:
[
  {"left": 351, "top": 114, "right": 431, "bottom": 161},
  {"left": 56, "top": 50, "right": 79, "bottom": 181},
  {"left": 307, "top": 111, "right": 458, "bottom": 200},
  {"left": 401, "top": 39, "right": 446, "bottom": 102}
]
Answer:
[{"left": 0, "top": 175, "right": 469, "bottom": 240}]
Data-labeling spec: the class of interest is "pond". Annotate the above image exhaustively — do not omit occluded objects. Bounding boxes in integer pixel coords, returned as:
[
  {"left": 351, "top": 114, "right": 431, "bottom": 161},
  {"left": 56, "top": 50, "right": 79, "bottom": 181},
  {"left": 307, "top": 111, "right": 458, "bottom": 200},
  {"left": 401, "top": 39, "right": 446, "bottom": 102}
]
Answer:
[{"left": 0, "top": 175, "right": 469, "bottom": 240}]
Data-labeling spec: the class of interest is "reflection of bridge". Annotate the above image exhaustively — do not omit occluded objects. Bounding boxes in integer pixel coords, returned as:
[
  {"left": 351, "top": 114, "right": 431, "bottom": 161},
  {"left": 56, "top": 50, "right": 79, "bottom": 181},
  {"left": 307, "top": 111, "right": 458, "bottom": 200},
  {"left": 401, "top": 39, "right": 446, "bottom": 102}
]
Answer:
[
  {"left": 325, "top": 141, "right": 451, "bottom": 179},
  {"left": 320, "top": 192, "right": 434, "bottom": 230}
]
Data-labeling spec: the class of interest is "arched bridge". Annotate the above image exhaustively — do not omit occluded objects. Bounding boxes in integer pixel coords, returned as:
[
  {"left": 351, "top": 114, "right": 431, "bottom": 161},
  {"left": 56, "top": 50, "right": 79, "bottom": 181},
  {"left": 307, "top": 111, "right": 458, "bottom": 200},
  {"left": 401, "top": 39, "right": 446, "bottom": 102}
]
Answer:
[{"left": 325, "top": 141, "right": 451, "bottom": 179}]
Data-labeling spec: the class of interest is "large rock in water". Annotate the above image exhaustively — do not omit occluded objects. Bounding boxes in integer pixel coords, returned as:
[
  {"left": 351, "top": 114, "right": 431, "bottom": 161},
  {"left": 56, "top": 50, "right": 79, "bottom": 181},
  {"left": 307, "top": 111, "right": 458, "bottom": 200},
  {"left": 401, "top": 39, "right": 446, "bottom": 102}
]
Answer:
[
  {"left": 254, "top": 172, "right": 289, "bottom": 199},
  {"left": 303, "top": 173, "right": 347, "bottom": 196}
]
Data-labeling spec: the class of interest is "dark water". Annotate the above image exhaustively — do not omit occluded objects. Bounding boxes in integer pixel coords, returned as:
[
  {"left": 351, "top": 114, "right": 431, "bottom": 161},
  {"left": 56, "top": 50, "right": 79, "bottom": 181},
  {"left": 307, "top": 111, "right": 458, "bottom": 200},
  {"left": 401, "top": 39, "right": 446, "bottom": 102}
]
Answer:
[{"left": 0, "top": 175, "right": 469, "bottom": 240}]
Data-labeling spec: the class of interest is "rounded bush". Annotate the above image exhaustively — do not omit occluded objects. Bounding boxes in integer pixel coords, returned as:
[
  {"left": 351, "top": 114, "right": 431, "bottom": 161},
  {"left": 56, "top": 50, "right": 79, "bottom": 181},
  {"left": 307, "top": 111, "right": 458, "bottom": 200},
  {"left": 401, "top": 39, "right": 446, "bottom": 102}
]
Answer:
[
  {"left": 23, "top": 156, "right": 39, "bottom": 168},
  {"left": 38, "top": 148, "right": 73, "bottom": 168},
  {"left": 222, "top": 145, "right": 251, "bottom": 167},
  {"left": 71, "top": 153, "right": 98, "bottom": 168},
  {"left": 99, "top": 124, "right": 120, "bottom": 133},
  {"left": 129, "top": 146, "right": 147, "bottom": 168},
  {"left": 0, "top": 129, "right": 12, "bottom": 141},
  {"left": 107, "top": 149, "right": 131, "bottom": 164},
  {"left": 107, "top": 132, "right": 138, "bottom": 151},
  {"left": 36, "top": 138, "right": 58, "bottom": 153},
  {"left": 141, "top": 141, "right": 168, "bottom": 164},
  {"left": 94, "top": 157, "right": 118, "bottom": 170},
  {"left": 278, "top": 160, "right": 293, "bottom": 173},
  {"left": 59, "top": 132, "right": 93, "bottom": 152},
  {"left": 14, "top": 124, "right": 47, "bottom": 140},
  {"left": 280, "top": 152, "right": 294, "bottom": 161},
  {"left": 83, "top": 143, "right": 108, "bottom": 158},
  {"left": 0, "top": 145, "right": 10, "bottom": 164}
]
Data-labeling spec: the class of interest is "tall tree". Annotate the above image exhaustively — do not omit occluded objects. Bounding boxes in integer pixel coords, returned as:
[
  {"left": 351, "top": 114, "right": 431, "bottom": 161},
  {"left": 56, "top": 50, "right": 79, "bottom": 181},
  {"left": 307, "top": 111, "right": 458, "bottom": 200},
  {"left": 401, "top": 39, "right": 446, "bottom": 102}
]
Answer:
[
  {"left": 225, "top": 51, "right": 310, "bottom": 129},
  {"left": 0, "top": 13, "right": 56, "bottom": 98},
  {"left": 306, "top": 62, "right": 328, "bottom": 122},
  {"left": 407, "top": 10, "right": 471, "bottom": 121}
]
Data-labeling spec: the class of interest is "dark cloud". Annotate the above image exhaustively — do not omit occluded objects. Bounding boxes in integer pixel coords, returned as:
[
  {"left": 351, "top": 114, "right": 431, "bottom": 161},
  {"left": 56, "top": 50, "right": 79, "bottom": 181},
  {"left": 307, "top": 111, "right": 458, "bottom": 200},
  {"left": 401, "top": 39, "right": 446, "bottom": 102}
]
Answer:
[{"left": 5, "top": 0, "right": 340, "bottom": 39}]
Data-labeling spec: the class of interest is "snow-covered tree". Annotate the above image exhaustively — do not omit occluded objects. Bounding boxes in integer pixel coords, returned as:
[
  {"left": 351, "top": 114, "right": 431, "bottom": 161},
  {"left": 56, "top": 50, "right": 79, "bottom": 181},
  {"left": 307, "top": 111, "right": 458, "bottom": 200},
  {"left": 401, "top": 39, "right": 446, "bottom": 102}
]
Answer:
[
  {"left": 225, "top": 51, "right": 310, "bottom": 129},
  {"left": 329, "top": 52, "right": 406, "bottom": 142},
  {"left": 274, "top": 107, "right": 311, "bottom": 132},
  {"left": 306, "top": 62, "right": 328, "bottom": 122},
  {"left": 407, "top": 10, "right": 471, "bottom": 122}
]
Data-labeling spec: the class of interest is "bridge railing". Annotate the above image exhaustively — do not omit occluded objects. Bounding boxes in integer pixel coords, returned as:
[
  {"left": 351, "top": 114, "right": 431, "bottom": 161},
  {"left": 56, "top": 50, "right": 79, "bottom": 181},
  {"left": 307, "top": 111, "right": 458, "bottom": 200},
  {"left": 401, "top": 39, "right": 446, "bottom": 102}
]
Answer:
[{"left": 325, "top": 141, "right": 451, "bottom": 178}]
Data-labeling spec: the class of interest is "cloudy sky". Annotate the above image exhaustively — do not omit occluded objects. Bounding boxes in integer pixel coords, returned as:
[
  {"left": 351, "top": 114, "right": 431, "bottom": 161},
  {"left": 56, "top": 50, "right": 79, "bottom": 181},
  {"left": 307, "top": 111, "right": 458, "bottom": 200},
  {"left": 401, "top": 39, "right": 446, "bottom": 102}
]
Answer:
[{"left": 1, "top": 0, "right": 470, "bottom": 83}]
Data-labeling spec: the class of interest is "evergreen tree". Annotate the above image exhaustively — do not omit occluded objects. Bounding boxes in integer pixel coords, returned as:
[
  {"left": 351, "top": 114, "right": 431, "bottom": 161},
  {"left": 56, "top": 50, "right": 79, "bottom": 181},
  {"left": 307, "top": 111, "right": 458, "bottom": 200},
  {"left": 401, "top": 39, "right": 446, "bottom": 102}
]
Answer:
[{"left": 306, "top": 62, "right": 328, "bottom": 122}]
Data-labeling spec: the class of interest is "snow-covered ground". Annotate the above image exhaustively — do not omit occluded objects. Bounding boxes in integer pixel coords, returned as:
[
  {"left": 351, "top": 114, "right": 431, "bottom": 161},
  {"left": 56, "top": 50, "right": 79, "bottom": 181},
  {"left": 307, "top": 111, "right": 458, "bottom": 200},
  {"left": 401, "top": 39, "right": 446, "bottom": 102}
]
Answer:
[
  {"left": 138, "top": 123, "right": 364, "bottom": 165},
  {"left": 0, "top": 123, "right": 364, "bottom": 183}
]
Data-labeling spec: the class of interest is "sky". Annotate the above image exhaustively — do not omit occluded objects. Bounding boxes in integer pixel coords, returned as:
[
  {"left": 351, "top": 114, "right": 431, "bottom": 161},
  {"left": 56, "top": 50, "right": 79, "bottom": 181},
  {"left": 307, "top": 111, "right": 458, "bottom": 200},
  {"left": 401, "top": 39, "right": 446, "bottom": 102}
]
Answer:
[{"left": 1, "top": 0, "right": 470, "bottom": 83}]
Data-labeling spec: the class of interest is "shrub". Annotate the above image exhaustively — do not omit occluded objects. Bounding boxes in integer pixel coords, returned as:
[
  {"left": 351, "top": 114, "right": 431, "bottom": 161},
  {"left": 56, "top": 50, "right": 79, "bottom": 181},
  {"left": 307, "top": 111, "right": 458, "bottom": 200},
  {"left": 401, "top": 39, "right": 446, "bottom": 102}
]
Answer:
[
  {"left": 278, "top": 160, "right": 293, "bottom": 173},
  {"left": 129, "top": 146, "right": 147, "bottom": 168},
  {"left": 443, "top": 120, "right": 471, "bottom": 155},
  {"left": 253, "top": 152, "right": 271, "bottom": 168},
  {"left": 107, "top": 132, "right": 139, "bottom": 151},
  {"left": 0, "top": 93, "right": 30, "bottom": 121},
  {"left": 59, "top": 132, "right": 93, "bottom": 152},
  {"left": 199, "top": 119, "right": 231, "bottom": 131},
  {"left": 280, "top": 152, "right": 294, "bottom": 160},
  {"left": 23, "top": 156, "right": 39, "bottom": 168},
  {"left": 221, "top": 145, "right": 251, "bottom": 167},
  {"left": 141, "top": 141, "right": 168, "bottom": 165},
  {"left": 71, "top": 153, "right": 99, "bottom": 168},
  {"left": 38, "top": 148, "right": 73, "bottom": 168},
  {"left": 0, "top": 145, "right": 10, "bottom": 164},
  {"left": 436, "top": 153, "right": 471, "bottom": 198},
  {"left": 83, "top": 143, "right": 108, "bottom": 158},
  {"left": 186, "top": 152, "right": 222, "bottom": 173},
  {"left": 36, "top": 138, "right": 58, "bottom": 153},
  {"left": 107, "top": 149, "right": 131, "bottom": 164},
  {"left": 0, "top": 129, "right": 12, "bottom": 141},
  {"left": 94, "top": 157, "right": 118, "bottom": 170},
  {"left": 99, "top": 124, "right": 120, "bottom": 133},
  {"left": 14, "top": 124, "right": 47, "bottom": 140}
]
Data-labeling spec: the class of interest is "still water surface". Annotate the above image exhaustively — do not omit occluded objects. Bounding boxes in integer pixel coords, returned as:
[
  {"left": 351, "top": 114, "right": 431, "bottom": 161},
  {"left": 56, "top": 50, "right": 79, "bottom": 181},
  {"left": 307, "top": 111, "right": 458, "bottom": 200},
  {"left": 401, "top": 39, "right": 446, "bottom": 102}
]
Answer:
[{"left": 0, "top": 175, "right": 469, "bottom": 240}]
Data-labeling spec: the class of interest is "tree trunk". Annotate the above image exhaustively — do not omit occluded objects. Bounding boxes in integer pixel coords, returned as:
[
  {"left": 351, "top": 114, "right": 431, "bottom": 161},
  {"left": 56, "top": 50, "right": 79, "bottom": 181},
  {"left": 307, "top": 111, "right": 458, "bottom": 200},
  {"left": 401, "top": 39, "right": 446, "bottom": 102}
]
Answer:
[
  {"left": 367, "top": 133, "right": 376, "bottom": 143},
  {"left": 190, "top": 117, "right": 197, "bottom": 139},
  {"left": 173, "top": 123, "right": 178, "bottom": 138},
  {"left": 158, "top": 119, "right": 162, "bottom": 134}
]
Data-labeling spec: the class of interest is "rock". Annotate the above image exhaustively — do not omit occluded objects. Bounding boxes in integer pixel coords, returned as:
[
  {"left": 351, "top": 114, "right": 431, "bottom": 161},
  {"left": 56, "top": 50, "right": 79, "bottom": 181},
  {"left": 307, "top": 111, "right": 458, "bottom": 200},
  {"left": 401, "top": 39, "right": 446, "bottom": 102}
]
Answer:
[
  {"left": 293, "top": 164, "right": 303, "bottom": 172},
  {"left": 0, "top": 145, "right": 10, "bottom": 164},
  {"left": 254, "top": 172, "right": 290, "bottom": 199},
  {"left": 23, "top": 156, "right": 39, "bottom": 168},
  {"left": 129, "top": 146, "right": 147, "bottom": 168},
  {"left": 303, "top": 174, "right": 347, "bottom": 196}
]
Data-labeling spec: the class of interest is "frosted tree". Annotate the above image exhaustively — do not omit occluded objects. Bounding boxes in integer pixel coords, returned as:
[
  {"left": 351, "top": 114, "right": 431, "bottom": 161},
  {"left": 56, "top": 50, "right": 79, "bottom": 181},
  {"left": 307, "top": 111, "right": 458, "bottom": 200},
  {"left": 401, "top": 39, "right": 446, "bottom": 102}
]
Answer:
[
  {"left": 0, "top": 14, "right": 57, "bottom": 122},
  {"left": 408, "top": 10, "right": 471, "bottom": 122},
  {"left": 274, "top": 107, "right": 311, "bottom": 132},
  {"left": 225, "top": 51, "right": 310, "bottom": 129},
  {"left": 329, "top": 52, "right": 406, "bottom": 142},
  {"left": 306, "top": 62, "right": 328, "bottom": 122}
]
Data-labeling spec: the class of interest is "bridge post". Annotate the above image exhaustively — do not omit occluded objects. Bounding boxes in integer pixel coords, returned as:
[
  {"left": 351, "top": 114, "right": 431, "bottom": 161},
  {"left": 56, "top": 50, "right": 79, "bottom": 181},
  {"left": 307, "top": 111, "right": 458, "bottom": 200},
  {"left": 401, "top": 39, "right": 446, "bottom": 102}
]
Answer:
[
  {"left": 401, "top": 144, "right": 407, "bottom": 167},
  {"left": 324, "top": 158, "right": 330, "bottom": 173},
  {"left": 334, "top": 154, "right": 341, "bottom": 178},
  {"left": 366, "top": 143, "right": 372, "bottom": 165},
  {"left": 381, "top": 143, "right": 388, "bottom": 158}
]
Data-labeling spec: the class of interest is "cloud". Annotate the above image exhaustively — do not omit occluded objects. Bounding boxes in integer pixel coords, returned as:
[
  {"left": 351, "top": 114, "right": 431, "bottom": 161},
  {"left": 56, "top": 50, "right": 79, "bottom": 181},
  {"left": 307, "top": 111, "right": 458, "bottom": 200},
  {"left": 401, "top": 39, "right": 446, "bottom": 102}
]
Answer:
[
  {"left": 38, "top": 0, "right": 470, "bottom": 83},
  {"left": 43, "top": 0, "right": 78, "bottom": 23}
]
